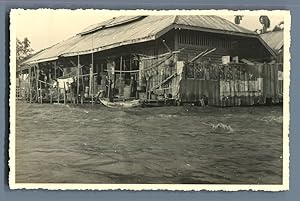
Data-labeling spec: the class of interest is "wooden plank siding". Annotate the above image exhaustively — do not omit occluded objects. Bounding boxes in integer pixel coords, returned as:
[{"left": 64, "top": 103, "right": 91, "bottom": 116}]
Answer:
[{"left": 178, "top": 62, "right": 279, "bottom": 106}]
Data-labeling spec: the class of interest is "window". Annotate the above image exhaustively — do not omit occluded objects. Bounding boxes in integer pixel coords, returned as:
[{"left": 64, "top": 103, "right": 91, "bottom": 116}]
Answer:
[{"left": 179, "top": 31, "right": 232, "bottom": 49}]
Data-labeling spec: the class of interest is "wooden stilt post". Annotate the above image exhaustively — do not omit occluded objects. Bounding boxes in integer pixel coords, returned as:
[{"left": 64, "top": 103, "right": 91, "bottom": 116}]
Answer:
[
  {"left": 40, "top": 81, "right": 43, "bottom": 104},
  {"left": 90, "top": 52, "right": 94, "bottom": 105},
  {"left": 146, "top": 77, "right": 149, "bottom": 100},
  {"left": 63, "top": 82, "right": 66, "bottom": 104},
  {"left": 33, "top": 65, "right": 36, "bottom": 102},
  {"left": 19, "top": 65, "right": 22, "bottom": 100},
  {"left": 54, "top": 62, "right": 59, "bottom": 103},
  {"left": 119, "top": 56, "right": 123, "bottom": 78},
  {"left": 81, "top": 66, "right": 84, "bottom": 104},
  {"left": 129, "top": 56, "right": 132, "bottom": 88},
  {"left": 35, "top": 65, "right": 39, "bottom": 103},
  {"left": 77, "top": 55, "right": 80, "bottom": 104},
  {"left": 112, "top": 61, "right": 116, "bottom": 101},
  {"left": 29, "top": 66, "right": 32, "bottom": 103},
  {"left": 50, "top": 89, "right": 53, "bottom": 104},
  {"left": 120, "top": 56, "right": 123, "bottom": 100},
  {"left": 91, "top": 35, "right": 94, "bottom": 105},
  {"left": 54, "top": 62, "right": 57, "bottom": 79}
]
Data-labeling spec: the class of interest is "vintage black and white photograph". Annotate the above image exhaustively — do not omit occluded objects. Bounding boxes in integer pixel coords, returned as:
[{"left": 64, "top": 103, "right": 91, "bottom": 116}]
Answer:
[{"left": 9, "top": 9, "right": 290, "bottom": 191}]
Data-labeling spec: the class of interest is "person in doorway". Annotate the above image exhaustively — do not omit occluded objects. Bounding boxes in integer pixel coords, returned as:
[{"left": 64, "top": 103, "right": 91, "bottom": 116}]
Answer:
[{"left": 130, "top": 75, "right": 137, "bottom": 98}]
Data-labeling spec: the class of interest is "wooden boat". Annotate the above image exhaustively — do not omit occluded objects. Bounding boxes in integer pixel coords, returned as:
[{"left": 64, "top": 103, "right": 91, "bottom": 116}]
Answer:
[{"left": 99, "top": 98, "right": 142, "bottom": 109}]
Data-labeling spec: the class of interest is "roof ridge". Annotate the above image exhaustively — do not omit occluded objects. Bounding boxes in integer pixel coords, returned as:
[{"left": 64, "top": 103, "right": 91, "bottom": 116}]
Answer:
[
  {"left": 211, "top": 15, "right": 257, "bottom": 34},
  {"left": 260, "top": 29, "right": 284, "bottom": 35},
  {"left": 172, "top": 15, "right": 178, "bottom": 24}
]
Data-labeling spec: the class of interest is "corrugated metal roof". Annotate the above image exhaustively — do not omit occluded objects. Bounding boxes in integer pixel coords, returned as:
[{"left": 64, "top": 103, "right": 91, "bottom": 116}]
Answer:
[
  {"left": 174, "top": 15, "right": 255, "bottom": 35},
  {"left": 79, "top": 16, "right": 146, "bottom": 35},
  {"left": 22, "top": 15, "right": 260, "bottom": 65},
  {"left": 260, "top": 30, "right": 283, "bottom": 53}
]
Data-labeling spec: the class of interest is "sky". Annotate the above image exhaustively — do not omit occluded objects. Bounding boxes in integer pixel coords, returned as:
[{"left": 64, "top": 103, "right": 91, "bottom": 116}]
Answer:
[{"left": 13, "top": 9, "right": 285, "bottom": 53}]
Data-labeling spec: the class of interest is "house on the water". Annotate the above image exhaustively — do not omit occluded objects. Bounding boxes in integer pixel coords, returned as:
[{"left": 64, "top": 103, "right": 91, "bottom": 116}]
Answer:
[{"left": 18, "top": 15, "right": 280, "bottom": 106}]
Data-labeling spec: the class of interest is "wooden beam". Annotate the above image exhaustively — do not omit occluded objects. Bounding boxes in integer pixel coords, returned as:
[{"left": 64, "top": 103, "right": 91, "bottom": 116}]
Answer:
[
  {"left": 29, "top": 66, "right": 32, "bottom": 103},
  {"left": 89, "top": 61, "right": 93, "bottom": 97},
  {"left": 40, "top": 80, "right": 43, "bottom": 104},
  {"left": 63, "top": 82, "right": 66, "bottom": 105},
  {"left": 120, "top": 56, "right": 123, "bottom": 78},
  {"left": 190, "top": 49, "right": 208, "bottom": 62},
  {"left": 35, "top": 65, "right": 39, "bottom": 103},
  {"left": 174, "top": 29, "right": 179, "bottom": 63},
  {"left": 92, "top": 53, "right": 94, "bottom": 105},
  {"left": 54, "top": 62, "right": 59, "bottom": 103},
  {"left": 70, "top": 59, "right": 77, "bottom": 67},
  {"left": 54, "top": 61, "right": 57, "bottom": 79},
  {"left": 77, "top": 55, "right": 80, "bottom": 104},
  {"left": 81, "top": 65, "right": 84, "bottom": 105},
  {"left": 151, "top": 72, "right": 177, "bottom": 91},
  {"left": 162, "top": 39, "right": 172, "bottom": 53}
]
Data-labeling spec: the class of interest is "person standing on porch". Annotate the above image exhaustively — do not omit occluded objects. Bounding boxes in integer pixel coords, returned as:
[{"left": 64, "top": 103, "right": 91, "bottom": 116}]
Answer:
[
  {"left": 107, "top": 78, "right": 113, "bottom": 102},
  {"left": 130, "top": 75, "right": 137, "bottom": 98}
]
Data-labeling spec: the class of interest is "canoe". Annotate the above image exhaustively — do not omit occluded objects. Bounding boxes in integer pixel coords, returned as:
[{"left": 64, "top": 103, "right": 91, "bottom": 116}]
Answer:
[{"left": 99, "top": 98, "right": 142, "bottom": 109}]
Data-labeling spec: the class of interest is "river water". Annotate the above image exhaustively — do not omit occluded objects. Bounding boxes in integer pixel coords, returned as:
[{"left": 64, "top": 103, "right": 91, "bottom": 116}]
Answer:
[{"left": 15, "top": 102, "right": 283, "bottom": 184}]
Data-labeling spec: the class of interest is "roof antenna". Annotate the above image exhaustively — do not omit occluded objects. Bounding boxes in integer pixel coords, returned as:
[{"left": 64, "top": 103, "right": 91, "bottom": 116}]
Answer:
[
  {"left": 234, "top": 15, "right": 243, "bottom": 25},
  {"left": 259, "top": 15, "right": 270, "bottom": 34}
]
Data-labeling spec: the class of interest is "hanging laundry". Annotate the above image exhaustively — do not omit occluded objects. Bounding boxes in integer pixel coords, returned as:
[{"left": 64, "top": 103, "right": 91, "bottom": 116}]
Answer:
[{"left": 57, "top": 77, "right": 74, "bottom": 89}]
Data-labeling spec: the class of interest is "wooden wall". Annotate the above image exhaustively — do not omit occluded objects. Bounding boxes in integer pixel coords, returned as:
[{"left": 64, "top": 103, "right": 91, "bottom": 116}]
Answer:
[
  {"left": 139, "top": 54, "right": 177, "bottom": 99},
  {"left": 179, "top": 62, "right": 280, "bottom": 106}
]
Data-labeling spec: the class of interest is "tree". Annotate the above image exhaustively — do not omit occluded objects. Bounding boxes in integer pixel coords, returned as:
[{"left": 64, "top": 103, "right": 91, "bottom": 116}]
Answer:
[{"left": 16, "top": 37, "right": 34, "bottom": 66}]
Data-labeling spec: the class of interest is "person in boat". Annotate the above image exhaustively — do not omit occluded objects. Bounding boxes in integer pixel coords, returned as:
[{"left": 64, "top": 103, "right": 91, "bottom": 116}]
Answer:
[{"left": 130, "top": 75, "right": 137, "bottom": 98}]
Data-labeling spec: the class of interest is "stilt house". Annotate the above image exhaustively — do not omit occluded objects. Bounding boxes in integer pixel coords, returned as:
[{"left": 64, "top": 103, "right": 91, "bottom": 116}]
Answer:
[{"left": 19, "top": 15, "right": 280, "bottom": 106}]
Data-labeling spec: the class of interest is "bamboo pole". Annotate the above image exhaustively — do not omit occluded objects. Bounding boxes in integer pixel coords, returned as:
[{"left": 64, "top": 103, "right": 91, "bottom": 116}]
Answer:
[
  {"left": 112, "top": 61, "right": 116, "bottom": 101},
  {"left": 89, "top": 66, "right": 92, "bottom": 97},
  {"left": 146, "top": 77, "right": 149, "bottom": 100},
  {"left": 29, "top": 66, "right": 32, "bottom": 103},
  {"left": 90, "top": 52, "right": 94, "bottom": 105},
  {"left": 77, "top": 55, "right": 80, "bottom": 104},
  {"left": 91, "top": 34, "right": 94, "bottom": 105},
  {"left": 39, "top": 81, "right": 43, "bottom": 104},
  {"left": 233, "top": 67, "right": 236, "bottom": 106},
  {"left": 50, "top": 88, "right": 53, "bottom": 104},
  {"left": 35, "top": 65, "right": 39, "bottom": 103},
  {"left": 81, "top": 66, "right": 84, "bottom": 105},
  {"left": 19, "top": 65, "right": 22, "bottom": 100},
  {"left": 63, "top": 82, "right": 66, "bottom": 104},
  {"left": 54, "top": 62, "right": 57, "bottom": 80},
  {"left": 120, "top": 56, "right": 123, "bottom": 100},
  {"left": 119, "top": 56, "right": 123, "bottom": 78},
  {"left": 54, "top": 62, "right": 59, "bottom": 103}
]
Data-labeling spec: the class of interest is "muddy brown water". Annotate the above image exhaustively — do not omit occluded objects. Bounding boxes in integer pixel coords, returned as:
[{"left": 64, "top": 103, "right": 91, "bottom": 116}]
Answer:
[{"left": 15, "top": 102, "right": 283, "bottom": 184}]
